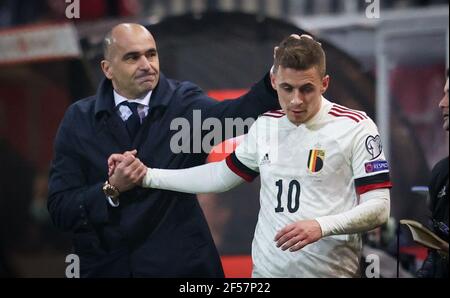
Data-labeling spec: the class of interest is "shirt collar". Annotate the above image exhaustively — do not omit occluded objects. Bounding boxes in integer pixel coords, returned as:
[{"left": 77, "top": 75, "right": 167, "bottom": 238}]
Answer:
[{"left": 113, "top": 90, "right": 152, "bottom": 107}]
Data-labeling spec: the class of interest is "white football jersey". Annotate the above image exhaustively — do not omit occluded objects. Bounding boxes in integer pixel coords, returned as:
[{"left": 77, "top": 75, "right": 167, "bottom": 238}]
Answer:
[{"left": 225, "top": 97, "right": 392, "bottom": 277}]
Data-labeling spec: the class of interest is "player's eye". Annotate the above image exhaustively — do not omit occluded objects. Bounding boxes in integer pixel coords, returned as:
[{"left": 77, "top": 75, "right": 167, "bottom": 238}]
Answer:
[{"left": 301, "top": 86, "right": 314, "bottom": 94}]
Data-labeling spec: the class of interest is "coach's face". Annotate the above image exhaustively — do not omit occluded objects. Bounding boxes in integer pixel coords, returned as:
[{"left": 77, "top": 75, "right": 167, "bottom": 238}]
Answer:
[
  {"left": 101, "top": 24, "right": 160, "bottom": 99},
  {"left": 271, "top": 66, "right": 329, "bottom": 126}
]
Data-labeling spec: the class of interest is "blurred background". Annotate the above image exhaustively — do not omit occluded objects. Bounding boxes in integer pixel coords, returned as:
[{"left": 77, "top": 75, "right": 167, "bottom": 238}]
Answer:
[{"left": 0, "top": 0, "right": 448, "bottom": 277}]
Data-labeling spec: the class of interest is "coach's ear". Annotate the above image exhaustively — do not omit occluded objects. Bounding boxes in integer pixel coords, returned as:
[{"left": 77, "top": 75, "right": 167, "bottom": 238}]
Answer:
[{"left": 101, "top": 60, "right": 113, "bottom": 80}]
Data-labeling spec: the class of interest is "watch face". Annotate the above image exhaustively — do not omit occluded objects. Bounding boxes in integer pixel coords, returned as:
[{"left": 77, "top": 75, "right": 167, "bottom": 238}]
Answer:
[
  {"left": 105, "top": 187, "right": 114, "bottom": 196},
  {"left": 103, "top": 183, "right": 119, "bottom": 197}
]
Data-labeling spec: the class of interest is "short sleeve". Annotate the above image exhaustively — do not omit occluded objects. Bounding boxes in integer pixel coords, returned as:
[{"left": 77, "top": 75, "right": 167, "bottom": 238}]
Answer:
[{"left": 352, "top": 119, "right": 392, "bottom": 195}]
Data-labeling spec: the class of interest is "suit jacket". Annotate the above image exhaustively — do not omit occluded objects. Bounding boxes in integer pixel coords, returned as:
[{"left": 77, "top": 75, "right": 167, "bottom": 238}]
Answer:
[
  {"left": 48, "top": 72, "right": 279, "bottom": 277},
  {"left": 417, "top": 156, "right": 449, "bottom": 278}
]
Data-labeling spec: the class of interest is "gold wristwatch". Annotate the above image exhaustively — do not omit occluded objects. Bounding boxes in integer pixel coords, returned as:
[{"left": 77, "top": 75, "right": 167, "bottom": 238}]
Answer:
[{"left": 103, "top": 180, "right": 120, "bottom": 201}]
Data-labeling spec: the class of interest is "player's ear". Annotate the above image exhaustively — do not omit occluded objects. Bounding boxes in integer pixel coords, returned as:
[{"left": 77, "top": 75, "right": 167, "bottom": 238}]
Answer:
[
  {"left": 270, "top": 70, "right": 277, "bottom": 90},
  {"left": 321, "top": 75, "right": 330, "bottom": 94}
]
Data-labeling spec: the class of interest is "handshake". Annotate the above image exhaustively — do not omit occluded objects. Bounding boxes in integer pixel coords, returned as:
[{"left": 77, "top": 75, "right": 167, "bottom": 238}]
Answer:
[{"left": 107, "top": 150, "right": 147, "bottom": 193}]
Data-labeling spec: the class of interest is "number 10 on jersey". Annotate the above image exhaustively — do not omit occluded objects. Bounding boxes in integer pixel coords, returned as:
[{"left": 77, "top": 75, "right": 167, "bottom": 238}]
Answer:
[{"left": 275, "top": 179, "right": 301, "bottom": 213}]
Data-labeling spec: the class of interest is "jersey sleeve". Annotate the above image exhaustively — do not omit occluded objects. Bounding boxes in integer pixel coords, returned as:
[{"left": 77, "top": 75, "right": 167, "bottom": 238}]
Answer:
[
  {"left": 225, "top": 119, "right": 260, "bottom": 182},
  {"left": 351, "top": 118, "right": 393, "bottom": 195}
]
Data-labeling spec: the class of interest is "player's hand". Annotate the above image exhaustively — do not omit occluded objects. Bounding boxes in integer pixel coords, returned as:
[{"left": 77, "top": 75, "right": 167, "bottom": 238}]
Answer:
[
  {"left": 108, "top": 149, "right": 137, "bottom": 176},
  {"left": 108, "top": 153, "right": 147, "bottom": 193},
  {"left": 274, "top": 220, "right": 323, "bottom": 252}
]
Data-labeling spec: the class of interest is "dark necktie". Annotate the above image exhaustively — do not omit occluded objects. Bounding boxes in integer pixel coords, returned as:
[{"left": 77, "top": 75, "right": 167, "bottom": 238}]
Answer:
[{"left": 121, "top": 102, "right": 141, "bottom": 141}]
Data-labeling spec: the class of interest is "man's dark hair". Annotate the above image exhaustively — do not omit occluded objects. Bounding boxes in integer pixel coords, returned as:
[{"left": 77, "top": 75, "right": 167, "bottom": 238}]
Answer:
[{"left": 274, "top": 35, "right": 326, "bottom": 77}]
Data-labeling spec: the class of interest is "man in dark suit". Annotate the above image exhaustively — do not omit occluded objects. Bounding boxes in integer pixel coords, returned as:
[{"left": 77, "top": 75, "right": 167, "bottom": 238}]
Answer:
[
  {"left": 417, "top": 72, "right": 448, "bottom": 278},
  {"left": 47, "top": 23, "right": 279, "bottom": 277}
]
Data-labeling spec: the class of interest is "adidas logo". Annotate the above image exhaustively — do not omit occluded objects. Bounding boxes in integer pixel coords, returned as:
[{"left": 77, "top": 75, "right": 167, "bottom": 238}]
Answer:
[{"left": 260, "top": 153, "right": 270, "bottom": 165}]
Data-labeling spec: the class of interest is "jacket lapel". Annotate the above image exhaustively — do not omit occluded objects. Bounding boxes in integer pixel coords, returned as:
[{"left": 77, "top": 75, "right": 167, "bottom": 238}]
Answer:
[
  {"left": 94, "top": 78, "right": 133, "bottom": 150},
  {"left": 131, "top": 73, "right": 173, "bottom": 149},
  {"left": 94, "top": 74, "right": 174, "bottom": 151},
  {"left": 105, "top": 113, "right": 133, "bottom": 149}
]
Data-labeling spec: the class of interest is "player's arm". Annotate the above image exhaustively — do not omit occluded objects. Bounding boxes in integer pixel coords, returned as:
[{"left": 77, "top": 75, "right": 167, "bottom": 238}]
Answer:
[
  {"left": 108, "top": 120, "right": 260, "bottom": 194},
  {"left": 315, "top": 188, "right": 390, "bottom": 236},
  {"left": 108, "top": 119, "right": 260, "bottom": 193},
  {"left": 275, "top": 189, "right": 390, "bottom": 252},
  {"left": 142, "top": 160, "right": 244, "bottom": 193},
  {"left": 141, "top": 134, "right": 260, "bottom": 192},
  {"left": 317, "top": 116, "right": 392, "bottom": 236}
]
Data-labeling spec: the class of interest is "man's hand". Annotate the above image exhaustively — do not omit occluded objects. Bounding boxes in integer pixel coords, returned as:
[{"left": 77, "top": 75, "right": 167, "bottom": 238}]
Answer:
[
  {"left": 108, "top": 149, "right": 137, "bottom": 176},
  {"left": 274, "top": 220, "right": 323, "bottom": 252},
  {"left": 108, "top": 152, "right": 147, "bottom": 193}
]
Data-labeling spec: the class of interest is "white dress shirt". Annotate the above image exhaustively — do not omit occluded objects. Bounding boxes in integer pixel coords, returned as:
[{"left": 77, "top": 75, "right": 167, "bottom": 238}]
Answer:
[{"left": 113, "top": 90, "right": 151, "bottom": 121}]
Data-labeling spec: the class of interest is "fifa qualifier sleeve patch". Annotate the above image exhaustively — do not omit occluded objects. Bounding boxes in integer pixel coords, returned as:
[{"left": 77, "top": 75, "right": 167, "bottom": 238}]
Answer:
[
  {"left": 365, "top": 135, "right": 383, "bottom": 160},
  {"left": 354, "top": 172, "right": 392, "bottom": 195},
  {"left": 225, "top": 152, "right": 259, "bottom": 182}
]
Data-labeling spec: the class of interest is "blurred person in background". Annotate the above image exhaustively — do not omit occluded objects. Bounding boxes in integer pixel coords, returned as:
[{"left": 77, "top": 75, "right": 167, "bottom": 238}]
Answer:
[
  {"left": 417, "top": 71, "right": 449, "bottom": 278},
  {"left": 47, "top": 23, "right": 279, "bottom": 277}
]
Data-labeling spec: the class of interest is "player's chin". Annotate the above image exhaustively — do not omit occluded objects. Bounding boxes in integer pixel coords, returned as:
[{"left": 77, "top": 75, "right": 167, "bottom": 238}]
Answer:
[{"left": 288, "top": 112, "right": 305, "bottom": 125}]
